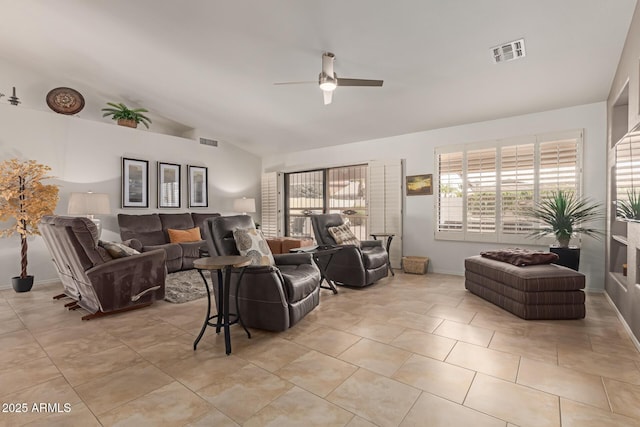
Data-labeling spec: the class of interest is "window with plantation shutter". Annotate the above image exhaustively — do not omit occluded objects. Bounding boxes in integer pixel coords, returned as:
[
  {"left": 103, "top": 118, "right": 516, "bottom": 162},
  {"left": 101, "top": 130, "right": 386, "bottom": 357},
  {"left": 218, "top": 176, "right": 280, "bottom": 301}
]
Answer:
[
  {"left": 615, "top": 129, "right": 640, "bottom": 206},
  {"left": 437, "top": 151, "right": 463, "bottom": 233},
  {"left": 435, "top": 130, "right": 582, "bottom": 243},
  {"left": 539, "top": 137, "right": 579, "bottom": 196},
  {"left": 261, "top": 172, "right": 281, "bottom": 238},
  {"left": 467, "top": 148, "right": 497, "bottom": 235},
  {"left": 500, "top": 143, "right": 535, "bottom": 237}
]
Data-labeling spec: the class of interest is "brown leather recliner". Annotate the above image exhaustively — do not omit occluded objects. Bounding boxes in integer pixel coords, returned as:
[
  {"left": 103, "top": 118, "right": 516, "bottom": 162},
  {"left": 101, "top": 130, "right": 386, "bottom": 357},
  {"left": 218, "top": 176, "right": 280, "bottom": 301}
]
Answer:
[
  {"left": 310, "top": 213, "right": 388, "bottom": 287},
  {"left": 40, "top": 215, "right": 166, "bottom": 320},
  {"left": 203, "top": 215, "right": 320, "bottom": 331}
]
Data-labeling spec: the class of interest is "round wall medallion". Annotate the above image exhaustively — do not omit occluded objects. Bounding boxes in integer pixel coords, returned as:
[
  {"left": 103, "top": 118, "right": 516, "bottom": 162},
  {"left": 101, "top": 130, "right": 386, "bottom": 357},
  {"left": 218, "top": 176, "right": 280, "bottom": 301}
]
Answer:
[{"left": 46, "top": 87, "right": 85, "bottom": 115}]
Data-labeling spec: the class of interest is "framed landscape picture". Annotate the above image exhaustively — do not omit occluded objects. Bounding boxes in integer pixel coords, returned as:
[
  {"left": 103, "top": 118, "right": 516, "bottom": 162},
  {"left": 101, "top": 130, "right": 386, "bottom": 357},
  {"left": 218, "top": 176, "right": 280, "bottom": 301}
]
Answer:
[
  {"left": 157, "top": 162, "right": 181, "bottom": 208},
  {"left": 122, "top": 157, "right": 149, "bottom": 208},
  {"left": 406, "top": 174, "right": 433, "bottom": 196},
  {"left": 188, "top": 165, "right": 208, "bottom": 207}
]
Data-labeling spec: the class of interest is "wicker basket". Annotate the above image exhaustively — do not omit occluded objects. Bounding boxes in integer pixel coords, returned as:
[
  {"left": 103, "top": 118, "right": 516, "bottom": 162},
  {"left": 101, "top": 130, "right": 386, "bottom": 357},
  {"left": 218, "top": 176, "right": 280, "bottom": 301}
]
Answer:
[{"left": 402, "top": 256, "right": 429, "bottom": 274}]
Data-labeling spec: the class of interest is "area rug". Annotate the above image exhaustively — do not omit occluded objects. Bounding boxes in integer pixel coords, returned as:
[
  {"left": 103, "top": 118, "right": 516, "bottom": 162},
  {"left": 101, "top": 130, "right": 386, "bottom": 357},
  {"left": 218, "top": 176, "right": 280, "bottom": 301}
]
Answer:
[{"left": 164, "top": 269, "right": 209, "bottom": 303}]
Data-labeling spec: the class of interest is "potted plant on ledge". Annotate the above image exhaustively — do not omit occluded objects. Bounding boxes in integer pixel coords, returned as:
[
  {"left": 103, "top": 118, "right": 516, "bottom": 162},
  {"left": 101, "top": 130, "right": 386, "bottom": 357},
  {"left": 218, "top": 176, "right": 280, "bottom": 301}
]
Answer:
[
  {"left": 0, "top": 159, "right": 59, "bottom": 292},
  {"left": 523, "top": 190, "right": 602, "bottom": 271},
  {"left": 101, "top": 102, "right": 152, "bottom": 129},
  {"left": 616, "top": 188, "right": 640, "bottom": 221}
]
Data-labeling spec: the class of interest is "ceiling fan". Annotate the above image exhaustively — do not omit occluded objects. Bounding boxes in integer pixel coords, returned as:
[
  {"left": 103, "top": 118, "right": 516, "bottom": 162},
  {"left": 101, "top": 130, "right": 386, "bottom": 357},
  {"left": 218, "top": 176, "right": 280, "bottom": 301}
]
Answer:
[{"left": 275, "top": 52, "right": 383, "bottom": 105}]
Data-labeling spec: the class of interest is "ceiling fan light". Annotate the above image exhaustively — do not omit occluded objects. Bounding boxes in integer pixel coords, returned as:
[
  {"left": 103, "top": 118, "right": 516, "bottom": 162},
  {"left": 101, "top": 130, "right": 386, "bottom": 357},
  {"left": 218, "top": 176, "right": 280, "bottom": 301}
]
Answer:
[{"left": 319, "top": 73, "right": 337, "bottom": 91}]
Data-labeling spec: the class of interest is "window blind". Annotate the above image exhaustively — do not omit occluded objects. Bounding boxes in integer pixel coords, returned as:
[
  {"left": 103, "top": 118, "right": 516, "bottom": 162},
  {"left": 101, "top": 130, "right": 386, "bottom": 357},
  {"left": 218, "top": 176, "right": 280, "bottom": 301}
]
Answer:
[{"left": 435, "top": 130, "right": 582, "bottom": 243}]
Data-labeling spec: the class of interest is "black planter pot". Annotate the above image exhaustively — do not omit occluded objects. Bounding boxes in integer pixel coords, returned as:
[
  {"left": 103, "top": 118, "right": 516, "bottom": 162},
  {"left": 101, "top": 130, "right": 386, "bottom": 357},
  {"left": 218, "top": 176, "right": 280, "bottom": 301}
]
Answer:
[
  {"left": 11, "top": 275, "right": 34, "bottom": 293},
  {"left": 550, "top": 246, "right": 580, "bottom": 271}
]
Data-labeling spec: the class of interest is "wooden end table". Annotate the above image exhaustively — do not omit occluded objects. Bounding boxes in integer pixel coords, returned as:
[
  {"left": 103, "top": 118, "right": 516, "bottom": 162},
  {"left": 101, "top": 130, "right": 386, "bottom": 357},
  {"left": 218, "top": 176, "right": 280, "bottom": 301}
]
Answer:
[{"left": 193, "top": 256, "right": 252, "bottom": 355}]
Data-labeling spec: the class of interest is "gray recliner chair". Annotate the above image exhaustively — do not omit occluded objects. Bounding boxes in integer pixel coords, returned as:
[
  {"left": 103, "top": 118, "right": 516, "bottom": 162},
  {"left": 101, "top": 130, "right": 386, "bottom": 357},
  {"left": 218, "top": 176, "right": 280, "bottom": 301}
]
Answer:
[
  {"left": 310, "top": 213, "right": 388, "bottom": 287},
  {"left": 41, "top": 215, "right": 166, "bottom": 320},
  {"left": 203, "top": 215, "right": 320, "bottom": 331}
]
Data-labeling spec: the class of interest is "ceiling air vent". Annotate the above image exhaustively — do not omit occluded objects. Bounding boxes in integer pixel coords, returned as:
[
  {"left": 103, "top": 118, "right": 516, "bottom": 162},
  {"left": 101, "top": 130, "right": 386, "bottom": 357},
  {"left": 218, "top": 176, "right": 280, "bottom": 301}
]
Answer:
[
  {"left": 199, "top": 137, "right": 218, "bottom": 147},
  {"left": 491, "top": 38, "right": 525, "bottom": 64}
]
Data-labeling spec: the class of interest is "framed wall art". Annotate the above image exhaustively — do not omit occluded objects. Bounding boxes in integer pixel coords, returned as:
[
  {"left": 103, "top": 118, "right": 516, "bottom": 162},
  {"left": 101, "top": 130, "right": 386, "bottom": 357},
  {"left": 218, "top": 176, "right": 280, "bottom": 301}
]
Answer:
[
  {"left": 406, "top": 174, "right": 433, "bottom": 196},
  {"left": 188, "top": 165, "right": 208, "bottom": 207},
  {"left": 157, "top": 162, "right": 181, "bottom": 208},
  {"left": 122, "top": 157, "right": 149, "bottom": 208}
]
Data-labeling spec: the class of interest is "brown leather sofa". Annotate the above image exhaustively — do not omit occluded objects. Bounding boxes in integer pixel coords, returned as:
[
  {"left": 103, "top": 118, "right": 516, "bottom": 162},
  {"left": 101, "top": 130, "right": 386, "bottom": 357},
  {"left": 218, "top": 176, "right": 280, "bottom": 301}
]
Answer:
[
  {"left": 118, "top": 212, "right": 220, "bottom": 272},
  {"left": 40, "top": 215, "right": 166, "bottom": 319},
  {"left": 203, "top": 215, "right": 321, "bottom": 331},
  {"left": 310, "top": 213, "right": 389, "bottom": 287}
]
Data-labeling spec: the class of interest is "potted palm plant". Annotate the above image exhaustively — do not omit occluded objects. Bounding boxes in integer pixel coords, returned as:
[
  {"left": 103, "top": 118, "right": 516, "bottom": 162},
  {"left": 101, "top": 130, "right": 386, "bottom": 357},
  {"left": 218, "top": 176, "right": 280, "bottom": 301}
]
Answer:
[
  {"left": 523, "top": 190, "right": 602, "bottom": 271},
  {"left": 0, "top": 159, "right": 59, "bottom": 292},
  {"left": 101, "top": 102, "right": 152, "bottom": 129},
  {"left": 616, "top": 188, "right": 640, "bottom": 220}
]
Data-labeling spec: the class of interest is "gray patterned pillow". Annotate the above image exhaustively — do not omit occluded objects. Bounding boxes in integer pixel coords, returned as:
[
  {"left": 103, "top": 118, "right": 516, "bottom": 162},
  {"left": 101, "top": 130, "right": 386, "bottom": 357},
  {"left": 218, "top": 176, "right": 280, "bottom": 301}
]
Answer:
[
  {"left": 232, "top": 228, "right": 275, "bottom": 266},
  {"left": 98, "top": 240, "right": 140, "bottom": 258},
  {"left": 328, "top": 223, "right": 360, "bottom": 247}
]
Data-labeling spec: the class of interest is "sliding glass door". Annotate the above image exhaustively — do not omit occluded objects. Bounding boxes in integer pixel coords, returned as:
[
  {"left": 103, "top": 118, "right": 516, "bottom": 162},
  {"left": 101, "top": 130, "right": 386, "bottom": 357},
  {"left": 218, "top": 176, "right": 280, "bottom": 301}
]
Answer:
[{"left": 285, "top": 164, "right": 368, "bottom": 240}]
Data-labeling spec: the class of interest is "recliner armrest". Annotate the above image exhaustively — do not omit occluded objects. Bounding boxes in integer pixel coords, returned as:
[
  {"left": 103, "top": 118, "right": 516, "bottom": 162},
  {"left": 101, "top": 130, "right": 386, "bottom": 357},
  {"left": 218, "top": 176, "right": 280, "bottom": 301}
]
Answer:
[
  {"left": 124, "top": 238, "right": 143, "bottom": 252},
  {"left": 360, "top": 240, "right": 383, "bottom": 248},
  {"left": 274, "top": 253, "right": 313, "bottom": 265}
]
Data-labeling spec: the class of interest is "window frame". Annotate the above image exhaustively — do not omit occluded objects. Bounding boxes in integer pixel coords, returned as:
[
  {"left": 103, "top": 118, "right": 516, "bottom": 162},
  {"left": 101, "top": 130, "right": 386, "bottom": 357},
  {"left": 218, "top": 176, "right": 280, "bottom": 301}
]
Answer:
[{"left": 434, "top": 130, "right": 583, "bottom": 245}]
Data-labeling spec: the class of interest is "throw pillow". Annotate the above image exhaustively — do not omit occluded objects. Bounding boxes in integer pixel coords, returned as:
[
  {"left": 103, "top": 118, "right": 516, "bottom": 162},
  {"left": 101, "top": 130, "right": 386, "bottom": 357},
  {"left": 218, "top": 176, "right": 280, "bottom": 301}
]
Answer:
[
  {"left": 98, "top": 240, "right": 140, "bottom": 258},
  {"left": 168, "top": 227, "right": 202, "bottom": 243},
  {"left": 232, "top": 227, "right": 275, "bottom": 266},
  {"left": 328, "top": 223, "right": 360, "bottom": 247}
]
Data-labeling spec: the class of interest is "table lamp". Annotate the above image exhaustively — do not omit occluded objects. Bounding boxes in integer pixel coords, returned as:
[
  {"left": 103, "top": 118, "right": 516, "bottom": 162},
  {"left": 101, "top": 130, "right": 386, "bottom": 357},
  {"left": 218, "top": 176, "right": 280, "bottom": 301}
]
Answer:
[
  {"left": 233, "top": 197, "right": 256, "bottom": 215},
  {"left": 68, "top": 192, "right": 111, "bottom": 236}
]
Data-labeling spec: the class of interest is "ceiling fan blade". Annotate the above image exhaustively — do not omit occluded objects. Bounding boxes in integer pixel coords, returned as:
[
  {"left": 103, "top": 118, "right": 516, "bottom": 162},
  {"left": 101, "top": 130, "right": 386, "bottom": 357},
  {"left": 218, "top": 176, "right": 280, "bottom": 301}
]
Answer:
[
  {"left": 273, "top": 81, "right": 316, "bottom": 85},
  {"left": 323, "top": 90, "right": 333, "bottom": 105},
  {"left": 337, "top": 78, "right": 384, "bottom": 87}
]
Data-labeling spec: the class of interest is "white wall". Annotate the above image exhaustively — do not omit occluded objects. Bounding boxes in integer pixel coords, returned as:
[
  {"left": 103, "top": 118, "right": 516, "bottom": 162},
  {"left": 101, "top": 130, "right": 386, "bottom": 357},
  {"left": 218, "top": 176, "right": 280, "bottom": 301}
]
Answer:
[
  {"left": 0, "top": 104, "right": 261, "bottom": 289},
  {"left": 263, "top": 102, "right": 607, "bottom": 290}
]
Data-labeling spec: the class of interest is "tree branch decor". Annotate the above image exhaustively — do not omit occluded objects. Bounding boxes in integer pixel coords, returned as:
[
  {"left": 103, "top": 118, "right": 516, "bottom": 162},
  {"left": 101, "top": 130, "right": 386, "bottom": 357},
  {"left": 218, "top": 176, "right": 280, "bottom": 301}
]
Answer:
[{"left": 0, "top": 159, "right": 59, "bottom": 279}]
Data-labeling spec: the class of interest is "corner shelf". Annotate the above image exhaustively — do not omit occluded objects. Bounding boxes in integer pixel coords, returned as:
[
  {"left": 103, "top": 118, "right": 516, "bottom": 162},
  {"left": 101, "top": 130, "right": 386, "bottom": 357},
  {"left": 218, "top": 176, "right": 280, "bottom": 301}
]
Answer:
[{"left": 612, "top": 234, "right": 629, "bottom": 245}]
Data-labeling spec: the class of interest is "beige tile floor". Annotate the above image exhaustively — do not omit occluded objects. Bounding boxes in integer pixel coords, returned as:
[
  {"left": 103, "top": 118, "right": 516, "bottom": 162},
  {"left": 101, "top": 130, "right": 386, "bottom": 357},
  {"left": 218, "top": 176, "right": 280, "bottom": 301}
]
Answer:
[{"left": 1, "top": 272, "right": 640, "bottom": 426}]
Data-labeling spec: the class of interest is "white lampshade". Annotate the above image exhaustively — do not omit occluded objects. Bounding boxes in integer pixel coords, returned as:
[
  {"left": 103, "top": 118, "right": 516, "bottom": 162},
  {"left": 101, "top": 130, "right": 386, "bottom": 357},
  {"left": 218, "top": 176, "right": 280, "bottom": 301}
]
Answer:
[
  {"left": 233, "top": 197, "right": 256, "bottom": 214},
  {"left": 68, "top": 192, "right": 111, "bottom": 216}
]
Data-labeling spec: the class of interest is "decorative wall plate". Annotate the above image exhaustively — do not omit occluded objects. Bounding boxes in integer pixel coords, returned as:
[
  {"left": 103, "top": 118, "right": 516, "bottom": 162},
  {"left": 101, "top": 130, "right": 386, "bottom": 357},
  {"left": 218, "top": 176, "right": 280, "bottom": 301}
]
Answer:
[{"left": 46, "top": 87, "right": 85, "bottom": 115}]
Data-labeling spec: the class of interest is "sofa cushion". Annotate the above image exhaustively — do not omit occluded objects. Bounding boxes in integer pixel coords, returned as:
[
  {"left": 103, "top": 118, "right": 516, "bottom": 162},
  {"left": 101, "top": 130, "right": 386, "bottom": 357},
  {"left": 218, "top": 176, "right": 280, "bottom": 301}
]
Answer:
[
  {"left": 118, "top": 214, "right": 166, "bottom": 246},
  {"left": 63, "top": 217, "right": 111, "bottom": 269},
  {"left": 159, "top": 213, "right": 194, "bottom": 236},
  {"left": 233, "top": 227, "right": 275, "bottom": 266},
  {"left": 191, "top": 213, "right": 221, "bottom": 237},
  {"left": 99, "top": 241, "right": 140, "bottom": 258},
  {"left": 328, "top": 223, "right": 360, "bottom": 247},
  {"left": 168, "top": 227, "right": 202, "bottom": 243}
]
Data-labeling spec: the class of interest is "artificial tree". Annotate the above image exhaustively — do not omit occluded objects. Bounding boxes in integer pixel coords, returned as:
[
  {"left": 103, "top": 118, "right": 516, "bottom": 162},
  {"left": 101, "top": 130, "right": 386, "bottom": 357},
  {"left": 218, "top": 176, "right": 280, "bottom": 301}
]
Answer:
[{"left": 0, "top": 159, "right": 59, "bottom": 291}]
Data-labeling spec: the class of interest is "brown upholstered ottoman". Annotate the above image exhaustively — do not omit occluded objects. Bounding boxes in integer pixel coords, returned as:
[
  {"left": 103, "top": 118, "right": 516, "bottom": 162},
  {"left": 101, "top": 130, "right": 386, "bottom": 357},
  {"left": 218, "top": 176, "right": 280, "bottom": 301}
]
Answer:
[{"left": 464, "top": 255, "right": 585, "bottom": 320}]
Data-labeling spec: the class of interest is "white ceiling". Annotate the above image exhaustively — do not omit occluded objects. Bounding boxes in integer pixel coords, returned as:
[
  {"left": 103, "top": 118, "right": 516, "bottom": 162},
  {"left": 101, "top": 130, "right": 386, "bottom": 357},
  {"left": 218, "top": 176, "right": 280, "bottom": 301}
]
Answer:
[{"left": 0, "top": 0, "right": 637, "bottom": 156}]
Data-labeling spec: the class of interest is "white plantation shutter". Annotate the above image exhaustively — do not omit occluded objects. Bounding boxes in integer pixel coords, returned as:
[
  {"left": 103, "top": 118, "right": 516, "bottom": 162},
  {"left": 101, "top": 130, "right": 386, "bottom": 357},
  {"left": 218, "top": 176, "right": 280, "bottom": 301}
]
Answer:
[
  {"left": 436, "top": 151, "right": 464, "bottom": 237},
  {"left": 261, "top": 172, "right": 281, "bottom": 238},
  {"left": 538, "top": 134, "right": 580, "bottom": 196},
  {"left": 500, "top": 143, "right": 535, "bottom": 239},
  {"left": 368, "top": 159, "right": 403, "bottom": 268},
  {"left": 466, "top": 148, "right": 497, "bottom": 238},
  {"left": 435, "top": 130, "right": 581, "bottom": 243},
  {"left": 615, "top": 130, "right": 640, "bottom": 205}
]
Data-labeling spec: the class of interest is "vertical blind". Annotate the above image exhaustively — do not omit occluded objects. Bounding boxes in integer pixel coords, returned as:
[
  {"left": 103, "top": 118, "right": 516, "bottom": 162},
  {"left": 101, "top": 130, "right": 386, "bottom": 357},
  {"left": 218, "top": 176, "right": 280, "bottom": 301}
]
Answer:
[{"left": 435, "top": 130, "right": 582, "bottom": 243}]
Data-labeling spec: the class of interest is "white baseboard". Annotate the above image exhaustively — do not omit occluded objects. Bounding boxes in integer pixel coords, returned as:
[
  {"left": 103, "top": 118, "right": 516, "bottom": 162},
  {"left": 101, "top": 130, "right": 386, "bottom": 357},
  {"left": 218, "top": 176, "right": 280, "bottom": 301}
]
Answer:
[{"left": 604, "top": 292, "right": 640, "bottom": 352}]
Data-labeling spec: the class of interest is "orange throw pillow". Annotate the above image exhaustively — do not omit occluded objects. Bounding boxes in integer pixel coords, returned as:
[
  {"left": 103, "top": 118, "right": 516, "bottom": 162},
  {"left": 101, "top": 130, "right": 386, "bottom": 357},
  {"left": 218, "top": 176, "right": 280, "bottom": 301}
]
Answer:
[{"left": 168, "top": 227, "right": 202, "bottom": 243}]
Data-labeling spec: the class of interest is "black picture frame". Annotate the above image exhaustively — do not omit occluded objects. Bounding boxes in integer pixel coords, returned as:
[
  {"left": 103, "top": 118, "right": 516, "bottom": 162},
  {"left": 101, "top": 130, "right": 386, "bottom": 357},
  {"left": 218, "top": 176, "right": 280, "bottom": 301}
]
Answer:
[
  {"left": 188, "top": 165, "right": 208, "bottom": 207},
  {"left": 122, "top": 157, "right": 149, "bottom": 208},
  {"left": 157, "top": 162, "right": 181, "bottom": 208}
]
